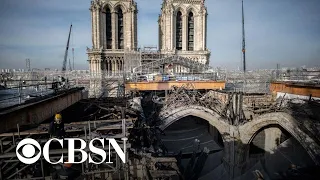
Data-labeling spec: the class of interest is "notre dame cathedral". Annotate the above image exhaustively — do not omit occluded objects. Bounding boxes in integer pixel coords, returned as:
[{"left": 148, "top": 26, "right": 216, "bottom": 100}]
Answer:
[{"left": 87, "top": 0, "right": 210, "bottom": 97}]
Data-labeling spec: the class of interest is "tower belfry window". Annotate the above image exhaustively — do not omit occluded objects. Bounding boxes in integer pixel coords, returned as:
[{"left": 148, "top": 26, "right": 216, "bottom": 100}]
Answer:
[
  {"left": 117, "top": 8, "right": 124, "bottom": 49},
  {"left": 106, "top": 7, "right": 112, "bottom": 49},
  {"left": 176, "top": 11, "right": 182, "bottom": 50},
  {"left": 188, "top": 12, "right": 194, "bottom": 51}
]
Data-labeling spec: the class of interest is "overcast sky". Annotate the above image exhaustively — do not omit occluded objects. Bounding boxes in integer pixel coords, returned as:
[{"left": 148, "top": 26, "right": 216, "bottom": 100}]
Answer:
[{"left": 0, "top": 0, "right": 319, "bottom": 70}]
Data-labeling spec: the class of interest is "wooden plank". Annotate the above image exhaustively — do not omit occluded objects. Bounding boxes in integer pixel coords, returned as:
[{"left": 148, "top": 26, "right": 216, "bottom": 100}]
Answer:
[
  {"left": 270, "top": 82, "right": 320, "bottom": 98},
  {"left": 0, "top": 119, "right": 135, "bottom": 137},
  {"left": 96, "top": 125, "right": 133, "bottom": 130},
  {"left": 0, "top": 129, "right": 84, "bottom": 137},
  {"left": 150, "top": 157, "right": 177, "bottom": 163},
  {"left": 0, "top": 124, "right": 133, "bottom": 137},
  {"left": 148, "top": 170, "right": 178, "bottom": 178},
  {"left": 38, "top": 118, "right": 136, "bottom": 126}
]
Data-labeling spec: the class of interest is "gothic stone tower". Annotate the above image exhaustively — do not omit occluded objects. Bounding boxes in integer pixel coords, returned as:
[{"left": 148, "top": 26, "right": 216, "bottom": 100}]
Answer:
[
  {"left": 87, "top": 0, "right": 138, "bottom": 97},
  {"left": 158, "top": 0, "right": 210, "bottom": 72}
]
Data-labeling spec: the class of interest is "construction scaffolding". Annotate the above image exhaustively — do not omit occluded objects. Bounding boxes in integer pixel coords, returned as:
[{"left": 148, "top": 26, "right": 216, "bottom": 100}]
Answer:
[
  {"left": 140, "top": 46, "right": 163, "bottom": 64},
  {"left": 0, "top": 92, "right": 186, "bottom": 179},
  {"left": 0, "top": 119, "right": 131, "bottom": 179},
  {"left": 0, "top": 95, "right": 134, "bottom": 179},
  {"left": 123, "top": 50, "right": 141, "bottom": 74}
]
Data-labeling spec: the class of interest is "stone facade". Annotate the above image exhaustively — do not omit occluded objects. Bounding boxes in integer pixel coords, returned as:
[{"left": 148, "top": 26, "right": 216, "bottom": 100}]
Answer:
[
  {"left": 87, "top": 0, "right": 211, "bottom": 97},
  {"left": 158, "top": 0, "right": 211, "bottom": 72},
  {"left": 87, "top": 0, "right": 211, "bottom": 75},
  {"left": 87, "top": 0, "right": 138, "bottom": 97},
  {"left": 87, "top": 0, "right": 138, "bottom": 75}
]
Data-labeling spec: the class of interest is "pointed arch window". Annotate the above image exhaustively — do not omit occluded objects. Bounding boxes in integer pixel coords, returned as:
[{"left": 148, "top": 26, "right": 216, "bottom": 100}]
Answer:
[
  {"left": 117, "top": 8, "right": 124, "bottom": 49},
  {"left": 188, "top": 12, "right": 194, "bottom": 51},
  {"left": 176, "top": 11, "right": 182, "bottom": 50},
  {"left": 106, "top": 7, "right": 112, "bottom": 49}
]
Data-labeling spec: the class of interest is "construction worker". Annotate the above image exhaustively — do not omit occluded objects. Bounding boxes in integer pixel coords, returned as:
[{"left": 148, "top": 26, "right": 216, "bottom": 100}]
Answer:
[{"left": 49, "top": 113, "right": 65, "bottom": 138}]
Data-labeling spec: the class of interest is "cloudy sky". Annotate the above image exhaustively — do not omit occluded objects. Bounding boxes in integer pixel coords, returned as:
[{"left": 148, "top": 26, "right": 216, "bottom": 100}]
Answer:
[{"left": 0, "top": 0, "right": 319, "bottom": 70}]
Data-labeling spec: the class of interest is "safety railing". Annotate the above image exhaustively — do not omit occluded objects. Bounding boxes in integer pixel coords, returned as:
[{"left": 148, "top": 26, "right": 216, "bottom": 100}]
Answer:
[{"left": 0, "top": 80, "right": 64, "bottom": 109}]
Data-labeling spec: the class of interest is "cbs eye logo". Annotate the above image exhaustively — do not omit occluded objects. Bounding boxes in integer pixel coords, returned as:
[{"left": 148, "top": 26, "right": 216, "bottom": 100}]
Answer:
[{"left": 16, "top": 138, "right": 42, "bottom": 164}]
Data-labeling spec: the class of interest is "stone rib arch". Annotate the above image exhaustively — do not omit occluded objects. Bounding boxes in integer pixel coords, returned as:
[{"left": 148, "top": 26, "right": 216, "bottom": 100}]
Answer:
[
  {"left": 239, "top": 112, "right": 320, "bottom": 164},
  {"left": 113, "top": 2, "right": 128, "bottom": 12},
  {"left": 174, "top": 5, "right": 186, "bottom": 16},
  {"left": 102, "top": 2, "right": 113, "bottom": 13},
  {"left": 159, "top": 105, "right": 230, "bottom": 142},
  {"left": 185, "top": 5, "right": 198, "bottom": 15}
]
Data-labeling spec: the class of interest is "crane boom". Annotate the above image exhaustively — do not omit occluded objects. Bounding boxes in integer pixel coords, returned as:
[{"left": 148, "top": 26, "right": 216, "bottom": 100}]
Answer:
[
  {"left": 62, "top": 24, "right": 72, "bottom": 72},
  {"left": 242, "top": 0, "right": 246, "bottom": 73}
]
